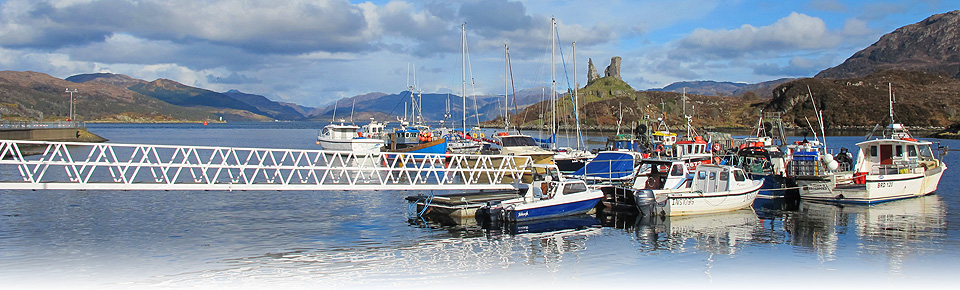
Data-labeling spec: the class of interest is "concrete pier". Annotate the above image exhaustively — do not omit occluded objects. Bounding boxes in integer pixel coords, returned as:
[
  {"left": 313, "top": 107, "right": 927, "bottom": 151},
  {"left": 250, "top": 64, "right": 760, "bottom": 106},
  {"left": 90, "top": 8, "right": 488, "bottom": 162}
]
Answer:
[{"left": 0, "top": 121, "right": 107, "bottom": 143}]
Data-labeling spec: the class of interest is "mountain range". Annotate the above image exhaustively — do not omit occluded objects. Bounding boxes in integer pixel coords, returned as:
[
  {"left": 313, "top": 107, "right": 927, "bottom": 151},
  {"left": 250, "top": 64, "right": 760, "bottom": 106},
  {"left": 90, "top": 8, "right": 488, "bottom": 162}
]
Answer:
[{"left": 2, "top": 10, "right": 958, "bottom": 129}]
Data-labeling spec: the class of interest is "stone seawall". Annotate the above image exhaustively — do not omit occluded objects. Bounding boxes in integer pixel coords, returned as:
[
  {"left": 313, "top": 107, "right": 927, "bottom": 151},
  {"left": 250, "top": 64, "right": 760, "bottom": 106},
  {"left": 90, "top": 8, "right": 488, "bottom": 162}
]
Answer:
[{"left": 0, "top": 127, "right": 108, "bottom": 142}]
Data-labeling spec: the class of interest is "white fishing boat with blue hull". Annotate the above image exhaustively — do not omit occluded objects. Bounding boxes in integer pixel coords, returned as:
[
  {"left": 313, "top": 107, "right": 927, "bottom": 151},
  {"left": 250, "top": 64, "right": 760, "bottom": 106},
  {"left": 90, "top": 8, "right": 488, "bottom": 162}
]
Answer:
[{"left": 482, "top": 164, "right": 602, "bottom": 222}]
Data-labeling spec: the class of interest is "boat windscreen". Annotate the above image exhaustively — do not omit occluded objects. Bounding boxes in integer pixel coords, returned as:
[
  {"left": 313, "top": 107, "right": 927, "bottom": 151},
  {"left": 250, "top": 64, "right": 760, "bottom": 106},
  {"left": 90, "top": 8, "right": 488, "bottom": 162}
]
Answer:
[{"left": 502, "top": 136, "right": 538, "bottom": 147}]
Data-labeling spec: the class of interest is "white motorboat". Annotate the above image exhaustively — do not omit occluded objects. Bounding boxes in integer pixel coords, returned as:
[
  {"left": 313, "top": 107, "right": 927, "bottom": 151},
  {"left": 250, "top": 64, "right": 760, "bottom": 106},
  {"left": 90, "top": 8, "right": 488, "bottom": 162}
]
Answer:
[
  {"left": 316, "top": 123, "right": 385, "bottom": 153},
  {"left": 632, "top": 164, "right": 762, "bottom": 216},
  {"left": 482, "top": 164, "right": 602, "bottom": 222}
]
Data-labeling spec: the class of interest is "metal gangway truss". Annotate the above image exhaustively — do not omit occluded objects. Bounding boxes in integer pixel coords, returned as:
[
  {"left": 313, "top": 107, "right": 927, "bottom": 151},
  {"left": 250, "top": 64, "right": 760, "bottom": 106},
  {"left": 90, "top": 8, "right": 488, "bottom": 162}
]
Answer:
[{"left": 0, "top": 140, "right": 532, "bottom": 191}]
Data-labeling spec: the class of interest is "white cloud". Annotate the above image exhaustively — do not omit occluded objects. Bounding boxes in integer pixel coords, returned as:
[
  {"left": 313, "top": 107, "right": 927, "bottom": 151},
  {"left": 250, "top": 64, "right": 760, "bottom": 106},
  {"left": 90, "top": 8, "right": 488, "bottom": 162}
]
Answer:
[
  {"left": 752, "top": 55, "right": 837, "bottom": 77},
  {"left": 842, "top": 18, "right": 871, "bottom": 36},
  {"left": 679, "top": 12, "right": 841, "bottom": 58}
]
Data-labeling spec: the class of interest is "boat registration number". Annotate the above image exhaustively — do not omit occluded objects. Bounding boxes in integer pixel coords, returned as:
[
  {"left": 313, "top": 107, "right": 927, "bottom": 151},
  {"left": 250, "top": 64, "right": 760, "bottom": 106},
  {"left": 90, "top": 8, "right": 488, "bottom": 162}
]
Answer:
[
  {"left": 670, "top": 198, "right": 694, "bottom": 206},
  {"left": 876, "top": 182, "right": 893, "bottom": 188}
]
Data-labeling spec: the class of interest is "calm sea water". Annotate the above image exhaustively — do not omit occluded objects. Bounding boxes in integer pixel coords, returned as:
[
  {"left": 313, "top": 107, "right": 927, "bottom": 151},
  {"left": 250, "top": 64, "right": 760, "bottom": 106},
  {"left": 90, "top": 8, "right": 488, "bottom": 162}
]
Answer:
[{"left": 1, "top": 122, "right": 959, "bottom": 289}]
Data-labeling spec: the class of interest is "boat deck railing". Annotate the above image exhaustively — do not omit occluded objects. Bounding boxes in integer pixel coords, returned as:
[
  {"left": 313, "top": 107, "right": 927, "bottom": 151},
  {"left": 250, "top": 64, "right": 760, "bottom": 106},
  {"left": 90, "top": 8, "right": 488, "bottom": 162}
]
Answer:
[
  {"left": 871, "top": 161, "right": 922, "bottom": 175},
  {"left": 0, "top": 139, "right": 532, "bottom": 191}
]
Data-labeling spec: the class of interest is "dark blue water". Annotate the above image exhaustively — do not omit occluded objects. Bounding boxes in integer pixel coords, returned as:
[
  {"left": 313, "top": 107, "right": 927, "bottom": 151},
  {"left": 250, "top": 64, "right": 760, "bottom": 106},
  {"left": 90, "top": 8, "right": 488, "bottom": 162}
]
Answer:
[{"left": 1, "top": 123, "right": 958, "bottom": 289}]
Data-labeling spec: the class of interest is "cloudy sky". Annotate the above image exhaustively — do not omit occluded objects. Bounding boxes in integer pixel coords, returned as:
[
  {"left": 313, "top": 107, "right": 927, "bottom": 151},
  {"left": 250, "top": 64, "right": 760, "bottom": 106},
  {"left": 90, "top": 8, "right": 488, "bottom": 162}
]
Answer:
[{"left": 0, "top": 0, "right": 952, "bottom": 107}]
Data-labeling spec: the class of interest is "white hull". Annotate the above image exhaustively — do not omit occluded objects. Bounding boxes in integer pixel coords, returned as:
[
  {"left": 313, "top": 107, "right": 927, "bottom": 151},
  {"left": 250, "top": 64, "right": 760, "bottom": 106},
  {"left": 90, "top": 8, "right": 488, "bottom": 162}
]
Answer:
[
  {"left": 653, "top": 183, "right": 762, "bottom": 216},
  {"left": 801, "top": 166, "right": 945, "bottom": 204},
  {"left": 317, "top": 138, "right": 384, "bottom": 153}
]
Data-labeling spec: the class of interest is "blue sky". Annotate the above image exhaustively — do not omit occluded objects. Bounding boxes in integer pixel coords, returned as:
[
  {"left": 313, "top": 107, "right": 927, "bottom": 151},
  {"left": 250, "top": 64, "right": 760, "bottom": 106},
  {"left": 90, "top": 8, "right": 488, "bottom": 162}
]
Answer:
[{"left": 0, "top": 0, "right": 953, "bottom": 107}]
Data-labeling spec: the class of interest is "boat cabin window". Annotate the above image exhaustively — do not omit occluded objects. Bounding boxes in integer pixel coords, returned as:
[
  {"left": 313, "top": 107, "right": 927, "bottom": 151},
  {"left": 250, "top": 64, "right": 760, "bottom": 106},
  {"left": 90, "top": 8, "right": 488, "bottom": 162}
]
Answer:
[
  {"left": 734, "top": 170, "right": 746, "bottom": 182},
  {"left": 671, "top": 164, "right": 684, "bottom": 176},
  {"left": 895, "top": 145, "right": 904, "bottom": 157},
  {"left": 562, "top": 182, "right": 587, "bottom": 195},
  {"left": 698, "top": 171, "right": 707, "bottom": 180},
  {"left": 870, "top": 145, "right": 878, "bottom": 157},
  {"left": 709, "top": 172, "right": 716, "bottom": 180},
  {"left": 919, "top": 145, "right": 934, "bottom": 159},
  {"left": 502, "top": 137, "right": 538, "bottom": 147},
  {"left": 720, "top": 169, "right": 729, "bottom": 181},
  {"left": 908, "top": 146, "right": 918, "bottom": 157}
]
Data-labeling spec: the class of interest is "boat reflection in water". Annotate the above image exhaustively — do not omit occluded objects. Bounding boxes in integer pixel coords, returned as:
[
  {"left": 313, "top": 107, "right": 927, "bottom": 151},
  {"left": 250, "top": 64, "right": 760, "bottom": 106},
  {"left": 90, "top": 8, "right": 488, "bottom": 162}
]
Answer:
[
  {"left": 601, "top": 208, "right": 759, "bottom": 254},
  {"left": 409, "top": 213, "right": 602, "bottom": 267},
  {"left": 793, "top": 195, "right": 946, "bottom": 267}
]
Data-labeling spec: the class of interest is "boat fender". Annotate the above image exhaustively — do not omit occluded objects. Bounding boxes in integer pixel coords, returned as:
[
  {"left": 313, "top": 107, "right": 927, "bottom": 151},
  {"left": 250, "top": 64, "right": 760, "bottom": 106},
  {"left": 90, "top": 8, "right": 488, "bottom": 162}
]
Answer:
[{"left": 713, "top": 156, "right": 722, "bottom": 164}]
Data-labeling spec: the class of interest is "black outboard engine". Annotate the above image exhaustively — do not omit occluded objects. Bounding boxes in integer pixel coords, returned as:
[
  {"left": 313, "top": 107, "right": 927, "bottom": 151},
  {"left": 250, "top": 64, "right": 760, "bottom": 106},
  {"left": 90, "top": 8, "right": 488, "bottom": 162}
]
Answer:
[{"left": 633, "top": 189, "right": 657, "bottom": 216}]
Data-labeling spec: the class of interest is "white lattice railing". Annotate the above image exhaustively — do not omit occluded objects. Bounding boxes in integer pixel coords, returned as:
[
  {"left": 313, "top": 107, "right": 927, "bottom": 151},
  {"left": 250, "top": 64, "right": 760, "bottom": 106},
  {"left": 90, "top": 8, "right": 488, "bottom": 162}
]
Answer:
[{"left": 0, "top": 139, "right": 532, "bottom": 191}]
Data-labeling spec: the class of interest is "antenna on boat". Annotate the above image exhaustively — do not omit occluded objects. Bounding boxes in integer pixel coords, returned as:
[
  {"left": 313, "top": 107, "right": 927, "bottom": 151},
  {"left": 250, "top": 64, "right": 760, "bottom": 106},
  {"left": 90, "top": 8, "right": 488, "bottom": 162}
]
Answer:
[
  {"left": 350, "top": 99, "right": 356, "bottom": 124},
  {"left": 888, "top": 82, "right": 896, "bottom": 124},
  {"left": 806, "top": 85, "right": 826, "bottom": 149},
  {"left": 331, "top": 99, "right": 338, "bottom": 124}
]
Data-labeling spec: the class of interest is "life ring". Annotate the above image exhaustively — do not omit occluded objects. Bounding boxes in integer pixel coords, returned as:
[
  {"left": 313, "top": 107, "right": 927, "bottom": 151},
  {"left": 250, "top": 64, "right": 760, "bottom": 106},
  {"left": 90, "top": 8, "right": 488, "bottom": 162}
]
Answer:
[
  {"left": 645, "top": 176, "right": 661, "bottom": 189},
  {"left": 712, "top": 143, "right": 721, "bottom": 152},
  {"left": 656, "top": 144, "right": 665, "bottom": 152}
]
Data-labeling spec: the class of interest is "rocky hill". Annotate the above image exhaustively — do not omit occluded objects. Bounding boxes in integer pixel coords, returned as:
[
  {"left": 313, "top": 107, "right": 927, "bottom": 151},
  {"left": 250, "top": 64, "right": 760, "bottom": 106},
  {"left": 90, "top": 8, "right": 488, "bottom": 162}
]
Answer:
[
  {"left": 766, "top": 70, "right": 960, "bottom": 128},
  {"left": 816, "top": 10, "right": 960, "bottom": 79},
  {"left": 502, "top": 76, "right": 760, "bottom": 131}
]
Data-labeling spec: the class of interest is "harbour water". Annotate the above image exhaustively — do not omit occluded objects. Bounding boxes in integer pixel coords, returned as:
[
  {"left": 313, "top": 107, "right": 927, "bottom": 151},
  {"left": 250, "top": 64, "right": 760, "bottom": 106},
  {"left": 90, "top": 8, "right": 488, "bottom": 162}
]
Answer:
[{"left": 1, "top": 122, "right": 959, "bottom": 289}]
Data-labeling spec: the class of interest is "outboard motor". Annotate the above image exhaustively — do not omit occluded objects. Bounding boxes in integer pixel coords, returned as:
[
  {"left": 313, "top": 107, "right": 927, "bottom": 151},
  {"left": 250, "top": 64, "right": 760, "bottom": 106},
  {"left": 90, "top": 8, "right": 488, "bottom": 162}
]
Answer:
[{"left": 633, "top": 189, "right": 657, "bottom": 216}]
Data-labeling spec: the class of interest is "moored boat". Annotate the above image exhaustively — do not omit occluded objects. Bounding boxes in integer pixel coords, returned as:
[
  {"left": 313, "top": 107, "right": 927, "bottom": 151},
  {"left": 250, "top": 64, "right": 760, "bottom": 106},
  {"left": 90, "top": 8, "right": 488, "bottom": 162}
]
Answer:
[
  {"left": 480, "top": 164, "right": 602, "bottom": 222},
  {"left": 316, "top": 123, "right": 385, "bottom": 153},
  {"left": 631, "top": 164, "right": 762, "bottom": 216},
  {"left": 799, "top": 84, "right": 947, "bottom": 204}
]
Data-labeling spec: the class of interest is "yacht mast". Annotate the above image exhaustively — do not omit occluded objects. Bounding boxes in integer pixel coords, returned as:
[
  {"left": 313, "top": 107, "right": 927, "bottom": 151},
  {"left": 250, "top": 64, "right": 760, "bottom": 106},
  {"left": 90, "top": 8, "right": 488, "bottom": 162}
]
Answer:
[
  {"left": 461, "top": 23, "right": 467, "bottom": 131},
  {"left": 573, "top": 41, "right": 583, "bottom": 150},
  {"left": 551, "top": 17, "right": 557, "bottom": 150},
  {"left": 504, "top": 43, "right": 509, "bottom": 131}
]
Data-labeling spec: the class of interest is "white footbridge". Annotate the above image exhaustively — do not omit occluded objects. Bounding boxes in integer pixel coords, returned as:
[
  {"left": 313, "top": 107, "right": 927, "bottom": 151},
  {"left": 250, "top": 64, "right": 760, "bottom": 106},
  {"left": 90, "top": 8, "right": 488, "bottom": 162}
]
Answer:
[{"left": 0, "top": 139, "right": 532, "bottom": 191}]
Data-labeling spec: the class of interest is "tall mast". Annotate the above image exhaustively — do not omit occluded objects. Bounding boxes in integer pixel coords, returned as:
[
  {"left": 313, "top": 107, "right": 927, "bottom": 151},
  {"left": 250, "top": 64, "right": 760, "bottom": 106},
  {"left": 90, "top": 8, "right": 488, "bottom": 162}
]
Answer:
[
  {"left": 888, "top": 82, "right": 895, "bottom": 124},
  {"left": 551, "top": 17, "right": 557, "bottom": 150},
  {"left": 504, "top": 43, "right": 509, "bottom": 131},
  {"left": 573, "top": 41, "right": 583, "bottom": 150},
  {"left": 461, "top": 23, "right": 467, "bottom": 131}
]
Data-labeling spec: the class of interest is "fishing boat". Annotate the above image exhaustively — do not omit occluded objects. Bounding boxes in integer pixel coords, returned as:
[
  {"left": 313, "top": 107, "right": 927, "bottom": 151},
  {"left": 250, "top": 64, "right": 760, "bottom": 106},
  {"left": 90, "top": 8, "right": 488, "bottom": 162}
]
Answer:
[
  {"left": 800, "top": 84, "right": 946, "bottom": 204},
  {"left": 480, "top": 164, "right": 602, "bottom": 222},
  {"left": 385, "top": 124, "right": 447, "bottom": 154},
  {"left": 632, "top": 164, "right": 762, "bottom": 216},
  {"left": 316, "top": 122, "right": 385, "bottom": 153}
]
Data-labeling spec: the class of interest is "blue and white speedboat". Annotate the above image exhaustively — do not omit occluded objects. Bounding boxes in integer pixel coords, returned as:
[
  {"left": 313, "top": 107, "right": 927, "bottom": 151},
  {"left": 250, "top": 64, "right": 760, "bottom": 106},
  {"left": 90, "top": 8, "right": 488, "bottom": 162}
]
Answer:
[{"left": 482, "top": 164, "right": 602, "bottom": 222}]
